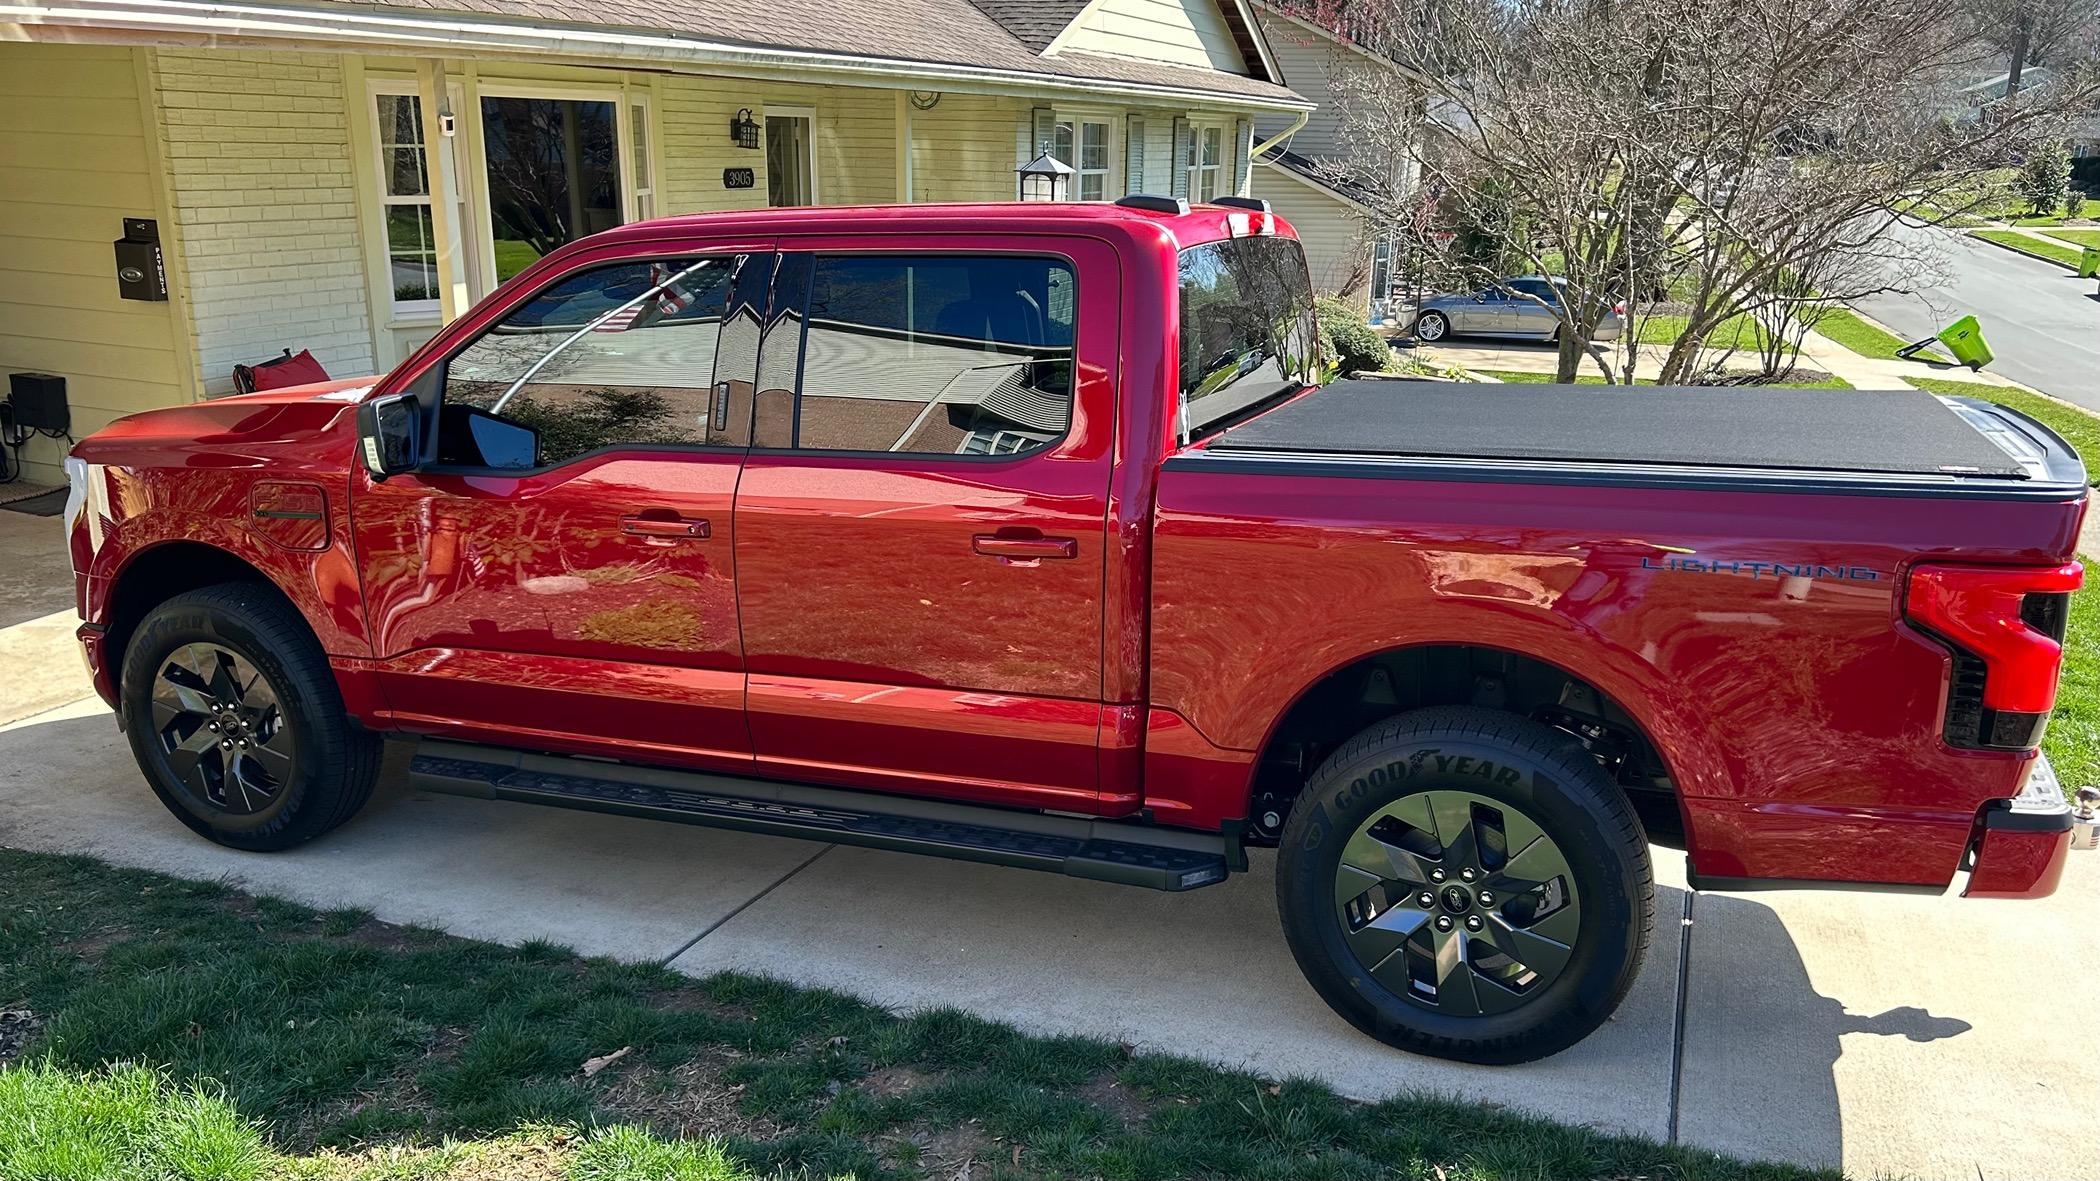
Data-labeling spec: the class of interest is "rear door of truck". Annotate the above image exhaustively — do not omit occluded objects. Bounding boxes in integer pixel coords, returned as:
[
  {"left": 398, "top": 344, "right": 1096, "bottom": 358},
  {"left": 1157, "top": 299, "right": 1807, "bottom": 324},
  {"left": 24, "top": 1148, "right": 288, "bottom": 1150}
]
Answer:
[{"left": 729, "top": 232, "right": 1129, "bottom": 815}]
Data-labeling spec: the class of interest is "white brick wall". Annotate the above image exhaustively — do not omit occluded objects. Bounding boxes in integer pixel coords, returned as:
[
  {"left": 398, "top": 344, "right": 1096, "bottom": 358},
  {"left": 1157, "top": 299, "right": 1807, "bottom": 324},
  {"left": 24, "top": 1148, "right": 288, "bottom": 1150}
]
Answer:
[{"left": 150, "top": 49, "right": 374, "bottom": 395}]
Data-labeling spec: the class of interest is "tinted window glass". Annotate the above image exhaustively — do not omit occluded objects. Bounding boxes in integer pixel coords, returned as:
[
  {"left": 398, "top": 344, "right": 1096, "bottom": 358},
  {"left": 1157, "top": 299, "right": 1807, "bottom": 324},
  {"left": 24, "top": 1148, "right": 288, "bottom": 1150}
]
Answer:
[
  {"left": 1509, "top": 279, "right": 1557, "bottom": 304},
  {"left": 791, "top": 255, "right": 1075, "bottom": 455},
  {"left": 444, "top": 256, "right": 737, "bottom": 467},
  {"left": 1177, "top": 235, "right": 1317, "bottom": 440}
]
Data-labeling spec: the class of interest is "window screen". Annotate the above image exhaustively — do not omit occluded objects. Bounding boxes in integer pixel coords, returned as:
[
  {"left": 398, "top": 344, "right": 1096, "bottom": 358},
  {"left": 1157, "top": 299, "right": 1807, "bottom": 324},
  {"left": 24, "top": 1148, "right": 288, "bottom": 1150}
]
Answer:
[
  {"left": 791, "top": 255, "right": 1075, "bottom": 456},
  {"left": 443, "top": 256, "right": 736, "bottom": 466}
]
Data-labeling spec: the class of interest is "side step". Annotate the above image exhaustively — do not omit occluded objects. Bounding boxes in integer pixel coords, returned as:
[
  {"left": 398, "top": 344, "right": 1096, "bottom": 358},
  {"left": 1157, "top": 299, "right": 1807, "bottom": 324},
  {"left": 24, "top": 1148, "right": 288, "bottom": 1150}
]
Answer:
[{"left": 408, "top": 740, "right": 1232, "bottom": 892}]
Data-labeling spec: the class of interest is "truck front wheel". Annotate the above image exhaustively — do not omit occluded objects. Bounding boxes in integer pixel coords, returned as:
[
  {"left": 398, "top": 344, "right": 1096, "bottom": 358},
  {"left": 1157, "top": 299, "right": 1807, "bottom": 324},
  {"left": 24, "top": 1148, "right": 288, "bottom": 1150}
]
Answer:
[
  {"left": 1277, "top": 707, "right": 1652, "bottom": 1064},
  {"left": 120, "top": 584, "right": 382, "bottom": 851}
]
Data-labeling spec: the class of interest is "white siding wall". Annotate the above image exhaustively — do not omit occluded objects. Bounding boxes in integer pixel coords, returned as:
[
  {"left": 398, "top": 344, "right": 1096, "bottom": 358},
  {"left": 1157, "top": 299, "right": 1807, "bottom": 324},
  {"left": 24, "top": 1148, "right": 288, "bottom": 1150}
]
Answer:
[
  {"left": 151, "top": 49, "right": 373, "bottom": 394},
  {"left": 1253, "top": 165, "right": 1369, "bottom": 305},
  {"left": 1062, "top": 0, "right": 1249, "bottom": 73},
  {"left": 1253, "top": 10, "right": 1343, "bottom": 159},
  {"left": 910, "top": 93, "right": 1029, "bottom": 203},
  {"left": 0, "top": 43, "right": 192, "bottom": 482}
]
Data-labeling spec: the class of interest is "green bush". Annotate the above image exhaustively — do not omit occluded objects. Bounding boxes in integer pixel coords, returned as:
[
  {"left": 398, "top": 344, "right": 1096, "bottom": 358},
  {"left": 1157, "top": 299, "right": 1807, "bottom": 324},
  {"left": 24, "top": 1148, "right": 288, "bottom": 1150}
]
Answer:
[{"left": 1314, "top": 296, "right": 1390, "bottom": 375}]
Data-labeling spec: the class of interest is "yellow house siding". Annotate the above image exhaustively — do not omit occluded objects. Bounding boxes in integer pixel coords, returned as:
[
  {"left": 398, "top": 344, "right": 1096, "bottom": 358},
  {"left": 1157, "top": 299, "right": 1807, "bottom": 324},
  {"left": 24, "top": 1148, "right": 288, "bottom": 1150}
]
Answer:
[
  {"left": 1252, "top": 165, "right": 1370, "bottom": 305},
  {"left": 911, "top": 93, "right": 1028, "bottom": 203},
  {"left": 0, "top": 42, "right": 188, "bottom": 482},
  {"left": 660, "top": 78, "right": 899, "bottom": 213},
  {"left": 150, "top": 48, "right": 374, "bottom": 394},
  {"left": 1061, "top": 0, "right": 1249, "bottom": 74}
]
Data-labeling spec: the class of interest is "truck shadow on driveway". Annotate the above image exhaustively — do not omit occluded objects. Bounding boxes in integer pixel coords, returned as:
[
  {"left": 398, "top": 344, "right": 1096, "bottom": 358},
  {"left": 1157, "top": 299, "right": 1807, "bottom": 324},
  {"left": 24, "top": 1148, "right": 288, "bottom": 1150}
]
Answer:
[{"left": 0, "top": 707, "right": 1963, "bottom": 1172}]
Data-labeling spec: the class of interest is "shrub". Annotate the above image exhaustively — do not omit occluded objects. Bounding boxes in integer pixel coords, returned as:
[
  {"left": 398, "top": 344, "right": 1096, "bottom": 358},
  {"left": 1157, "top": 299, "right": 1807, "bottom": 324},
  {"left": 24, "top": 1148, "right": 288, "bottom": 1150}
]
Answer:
[
  {"left": 2018, "top": 140, "right": 2072, "bottom": 217},
  {"left": 2067, "top": 191, "right": 2089, "bottom": 221},
  {"left": 1314, "top": 295, "right": 1391, "bottom": 374}
]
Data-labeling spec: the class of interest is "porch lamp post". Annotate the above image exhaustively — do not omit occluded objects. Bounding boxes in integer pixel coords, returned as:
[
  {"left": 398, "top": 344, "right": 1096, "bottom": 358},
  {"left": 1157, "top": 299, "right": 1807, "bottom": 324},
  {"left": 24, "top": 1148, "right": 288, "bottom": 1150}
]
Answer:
[{"left": 1015, "top": 151, "right": 1076, "bottom": 202}]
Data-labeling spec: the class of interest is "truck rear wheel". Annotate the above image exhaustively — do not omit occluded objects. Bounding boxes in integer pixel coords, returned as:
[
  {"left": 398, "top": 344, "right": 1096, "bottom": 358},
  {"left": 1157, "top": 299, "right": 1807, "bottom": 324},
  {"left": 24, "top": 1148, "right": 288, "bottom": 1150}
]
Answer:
[
  {"left": 120, "top": 584, "right": 382, "bottom": 851},
  {"left": 1276, "top": 707, "right": 1652, "bottom": 1064}
]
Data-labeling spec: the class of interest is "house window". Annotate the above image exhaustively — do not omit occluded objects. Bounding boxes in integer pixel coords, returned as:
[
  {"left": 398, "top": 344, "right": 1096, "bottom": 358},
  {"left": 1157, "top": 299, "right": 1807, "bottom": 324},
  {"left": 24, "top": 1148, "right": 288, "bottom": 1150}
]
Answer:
[
  {"left": 1186, "top": 124, "right": 1224, "bottom": 202},
  {"left": 373, "top": 93, "right": 439, "bottom": 317},
  {"left": 766, "top": 108, "right": 815, "bottom": 207},
  {"left": 479, "top": 94, "right": 623, "bottom": 282},
  {"left": 629, "top": 99, "right": 655, "bottom": 220},
  {"left": 1054, "top": 117, "right": 1112, "bottom": 201}
]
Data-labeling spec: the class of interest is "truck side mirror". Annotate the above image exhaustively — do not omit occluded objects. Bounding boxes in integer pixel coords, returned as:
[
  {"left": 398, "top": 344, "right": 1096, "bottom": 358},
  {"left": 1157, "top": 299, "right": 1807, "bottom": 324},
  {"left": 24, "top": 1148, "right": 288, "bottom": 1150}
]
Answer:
[{"left": 357, "top": 393, "right": 422, "bottom": 481}]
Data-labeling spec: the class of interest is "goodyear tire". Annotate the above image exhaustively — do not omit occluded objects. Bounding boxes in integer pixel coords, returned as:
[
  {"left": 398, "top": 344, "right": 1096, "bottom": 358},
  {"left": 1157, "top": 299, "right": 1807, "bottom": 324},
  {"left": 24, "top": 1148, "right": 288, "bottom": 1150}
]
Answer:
[
  {"left": 1277, "top": 707, "right": 1652, "bottom": 1064},
  {"left": 120, "top": 583, "right": 382, "bottom": 851}
]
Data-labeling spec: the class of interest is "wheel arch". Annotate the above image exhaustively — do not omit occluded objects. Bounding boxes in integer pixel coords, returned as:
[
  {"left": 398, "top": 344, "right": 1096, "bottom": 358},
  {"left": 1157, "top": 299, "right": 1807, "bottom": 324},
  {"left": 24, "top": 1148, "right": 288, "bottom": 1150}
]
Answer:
[
  {"left": 1241, "top": 639, "right": 1715, "bottom": 849},
  {"left": 101, "top": 541, "right": 296, "bottom": 700}
]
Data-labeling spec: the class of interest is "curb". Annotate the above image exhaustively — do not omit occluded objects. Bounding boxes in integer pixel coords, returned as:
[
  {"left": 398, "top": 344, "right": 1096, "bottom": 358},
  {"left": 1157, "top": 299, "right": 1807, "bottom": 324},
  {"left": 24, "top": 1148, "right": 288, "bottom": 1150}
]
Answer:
[{"left": 1963, "top": 229, "right": 2082, "bottom": 272}]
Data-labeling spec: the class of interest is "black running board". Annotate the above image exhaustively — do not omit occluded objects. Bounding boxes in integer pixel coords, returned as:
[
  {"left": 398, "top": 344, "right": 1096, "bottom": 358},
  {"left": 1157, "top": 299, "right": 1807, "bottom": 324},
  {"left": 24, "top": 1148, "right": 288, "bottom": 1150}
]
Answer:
[{"left": 408, "top": 740, "right": 1232, "bottom": 892}]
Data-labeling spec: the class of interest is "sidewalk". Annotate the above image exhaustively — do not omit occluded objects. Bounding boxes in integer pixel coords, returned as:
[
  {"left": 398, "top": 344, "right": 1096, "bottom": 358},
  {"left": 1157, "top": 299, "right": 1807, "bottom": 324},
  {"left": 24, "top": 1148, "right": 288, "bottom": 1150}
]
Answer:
[{"left": 1, "top": 502, "right": 2094, "bottom": 1178}]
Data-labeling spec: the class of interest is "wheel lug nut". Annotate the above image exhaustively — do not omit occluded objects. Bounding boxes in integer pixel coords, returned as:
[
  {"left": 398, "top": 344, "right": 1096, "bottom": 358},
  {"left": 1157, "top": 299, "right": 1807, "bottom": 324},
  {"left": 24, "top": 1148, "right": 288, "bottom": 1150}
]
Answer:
[
  {"left": 1460, "top": 868, "right": 1476, "bottom": 883},
  {"left": 1416, "top": 891, "right": 1435, "bottom": 908},
  {"left": 1429, "top": 868, "right": 1446, "bottom": 883},
  {"left": 1435, "top": 916, "right": 1453, "bottom": 932},
  {"left": 1477, "top": 891, "right": 1494, "bottom": 906},
  {"left": 1465, "top": 915, "right": 1482, "bottom": 931},
  {"left": 207, "top": 722, "right": 219, "bottom": 732},
  {"left": 220, "top": 739, "right": 232, "bottom": 749}
]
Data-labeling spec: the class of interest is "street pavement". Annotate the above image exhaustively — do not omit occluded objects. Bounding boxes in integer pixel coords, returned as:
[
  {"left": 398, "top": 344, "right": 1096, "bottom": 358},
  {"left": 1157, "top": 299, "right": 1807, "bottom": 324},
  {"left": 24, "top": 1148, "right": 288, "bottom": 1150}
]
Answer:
[
  {"left": 1, "top": 515, "right": 2094, "bottom": 1179},
  {"left": 1854, "top": 219, "right": 2100, "bottom": 411}
]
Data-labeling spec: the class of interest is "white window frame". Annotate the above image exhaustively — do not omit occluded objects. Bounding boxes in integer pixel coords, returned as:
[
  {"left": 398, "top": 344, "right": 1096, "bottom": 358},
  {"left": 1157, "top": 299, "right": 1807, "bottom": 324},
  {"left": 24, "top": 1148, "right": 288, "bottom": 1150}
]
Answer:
[
  {"left": 1053, "top": 113, "right": 1115, "bottom": 202},
  {"left": 1186, "top": 121, "right": 1226, "bottom": 203},
  {"left": 626, "top": 88, "right": 657, "bottom": 222},
  {"left": 764, "top": 103, "right": 819, "bottom": 207},
  {"left": 365, "top": 81, "right": 464, "bottom": 323}
]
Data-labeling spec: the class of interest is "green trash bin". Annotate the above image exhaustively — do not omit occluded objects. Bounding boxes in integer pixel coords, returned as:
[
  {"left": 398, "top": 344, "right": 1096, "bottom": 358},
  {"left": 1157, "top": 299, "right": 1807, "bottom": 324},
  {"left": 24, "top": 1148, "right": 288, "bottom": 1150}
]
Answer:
[
  {"left": 1936, "top": 315, "right": 1994, "bottom": 371},
  {"left": 2081, "top": 245, "right": 2100, "bottom": 278}
]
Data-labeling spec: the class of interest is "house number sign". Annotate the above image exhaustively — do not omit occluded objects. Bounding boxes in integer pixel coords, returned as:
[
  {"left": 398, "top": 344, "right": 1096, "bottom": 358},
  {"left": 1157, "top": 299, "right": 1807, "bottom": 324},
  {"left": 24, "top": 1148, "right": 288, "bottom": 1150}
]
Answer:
[{"left": 723, "top": 168, "right": 755, "bottom": 190}]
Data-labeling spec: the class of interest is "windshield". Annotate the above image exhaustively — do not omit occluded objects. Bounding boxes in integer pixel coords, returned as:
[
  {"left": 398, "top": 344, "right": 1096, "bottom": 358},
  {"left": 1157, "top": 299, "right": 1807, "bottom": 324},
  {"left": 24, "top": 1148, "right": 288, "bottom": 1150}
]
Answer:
[{"left": 1176, "top": 235, "right": 1318, "bottom": 442}]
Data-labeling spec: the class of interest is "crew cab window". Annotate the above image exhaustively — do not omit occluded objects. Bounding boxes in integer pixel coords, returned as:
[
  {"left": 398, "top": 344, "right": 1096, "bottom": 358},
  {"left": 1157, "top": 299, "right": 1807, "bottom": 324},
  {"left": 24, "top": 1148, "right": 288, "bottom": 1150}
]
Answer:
[
  {"left": 441, "top": 255, "right": 737, "bottom": 467},
  {"left": 784, "top": 254, "right": 1076, "bottom": 456},
  {"left": 1177, "top": 235, "right": 1316, "bottom": 442}
]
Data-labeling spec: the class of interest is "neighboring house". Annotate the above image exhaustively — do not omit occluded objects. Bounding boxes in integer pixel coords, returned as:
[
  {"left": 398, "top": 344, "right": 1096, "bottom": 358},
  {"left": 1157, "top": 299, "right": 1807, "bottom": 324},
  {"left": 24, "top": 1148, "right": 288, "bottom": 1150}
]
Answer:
[
  {"left": 0, "top": 0, "right": 1308, "bottom": 482},
  {"left": 1248, "top": 0, "right": 1420, "bottom": 321}
]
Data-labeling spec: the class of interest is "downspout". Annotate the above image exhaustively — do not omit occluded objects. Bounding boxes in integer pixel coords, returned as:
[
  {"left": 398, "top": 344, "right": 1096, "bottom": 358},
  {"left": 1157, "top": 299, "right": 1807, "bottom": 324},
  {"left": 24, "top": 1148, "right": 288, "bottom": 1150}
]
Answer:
[{"left": 1249, "top": 110, "right": 1308, "bottom": 161}]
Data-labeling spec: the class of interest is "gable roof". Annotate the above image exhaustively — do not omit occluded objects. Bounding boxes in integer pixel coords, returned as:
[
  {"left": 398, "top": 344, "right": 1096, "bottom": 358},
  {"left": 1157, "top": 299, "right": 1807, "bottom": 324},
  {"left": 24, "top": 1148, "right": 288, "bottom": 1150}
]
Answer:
[{"left": 965, "top": 0, "right": 1093, "bottom": 52}]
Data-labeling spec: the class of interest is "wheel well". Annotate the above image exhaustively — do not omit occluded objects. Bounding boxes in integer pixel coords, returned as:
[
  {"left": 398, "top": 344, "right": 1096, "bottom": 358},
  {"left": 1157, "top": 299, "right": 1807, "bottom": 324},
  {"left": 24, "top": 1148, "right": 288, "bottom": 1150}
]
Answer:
[
  {"left": 1244, "top": 645, "right": 1681, "bottom": 845},
  {"left": 102, "top": 542, "right": 276, "bottom": 697}
]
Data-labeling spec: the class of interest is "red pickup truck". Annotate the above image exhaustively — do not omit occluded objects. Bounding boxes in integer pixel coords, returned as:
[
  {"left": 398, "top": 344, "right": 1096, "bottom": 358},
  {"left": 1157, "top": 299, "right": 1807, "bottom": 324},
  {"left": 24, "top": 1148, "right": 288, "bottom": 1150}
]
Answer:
[{"left": 65, "top": 199, "right": 2084, "bottom": 1063}]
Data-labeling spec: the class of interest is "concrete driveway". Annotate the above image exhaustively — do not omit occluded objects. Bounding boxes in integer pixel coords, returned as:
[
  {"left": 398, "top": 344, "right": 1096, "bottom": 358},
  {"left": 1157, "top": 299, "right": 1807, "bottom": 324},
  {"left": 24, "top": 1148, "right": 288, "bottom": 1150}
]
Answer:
[{"left": 0, "top": 515, "right": 2090, "bottom": 1179}]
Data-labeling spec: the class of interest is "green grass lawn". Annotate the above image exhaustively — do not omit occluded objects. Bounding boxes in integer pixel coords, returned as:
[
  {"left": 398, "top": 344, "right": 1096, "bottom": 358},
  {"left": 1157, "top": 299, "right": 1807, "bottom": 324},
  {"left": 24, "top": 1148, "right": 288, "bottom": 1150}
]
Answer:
[
  {"left": 2044, "top": 228, "right": 2100, "bottom": 249},
  {"left": 1968, "top": 229, "right": 2084, "bottom": 269},
  {"left": 1813, "top": 308, "right": 1951, "bottom": 365},
  {"left": 0, "top": 850, "right": 1827, "bottom": 1181},
  {"left": 1635, "top": 312, "right": 1776, "bottom": 353}
]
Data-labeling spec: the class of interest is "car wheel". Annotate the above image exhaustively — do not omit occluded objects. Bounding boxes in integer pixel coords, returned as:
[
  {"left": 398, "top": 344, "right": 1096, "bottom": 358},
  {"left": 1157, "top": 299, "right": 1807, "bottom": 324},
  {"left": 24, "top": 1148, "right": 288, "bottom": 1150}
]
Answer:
[
  {"left": 120, "top": 583, "right": 382, "bottom": 851},
  {"left": 1414, "top": 311, "right": 1450, "bottom": 342},
  {"left": 1276, "top": 706, "right": 1652, "bottom": 1064}
]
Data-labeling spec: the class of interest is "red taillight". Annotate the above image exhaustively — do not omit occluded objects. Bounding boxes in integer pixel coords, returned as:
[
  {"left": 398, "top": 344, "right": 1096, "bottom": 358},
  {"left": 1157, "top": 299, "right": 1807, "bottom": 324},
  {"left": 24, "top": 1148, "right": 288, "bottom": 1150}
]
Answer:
[
  {"left": 1612, "top": 301, "right": 1626, "bottom": 316},
  {"left": 1907, "top": 562, "right": 2082, "bottom": 714}
]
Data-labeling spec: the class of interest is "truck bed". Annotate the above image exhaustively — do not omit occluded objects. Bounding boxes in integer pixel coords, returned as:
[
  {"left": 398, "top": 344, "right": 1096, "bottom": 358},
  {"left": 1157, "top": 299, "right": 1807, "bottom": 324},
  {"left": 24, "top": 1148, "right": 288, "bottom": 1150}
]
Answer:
[{"left": 1203, "top": 381, "right": 2083, "bottom": 493}]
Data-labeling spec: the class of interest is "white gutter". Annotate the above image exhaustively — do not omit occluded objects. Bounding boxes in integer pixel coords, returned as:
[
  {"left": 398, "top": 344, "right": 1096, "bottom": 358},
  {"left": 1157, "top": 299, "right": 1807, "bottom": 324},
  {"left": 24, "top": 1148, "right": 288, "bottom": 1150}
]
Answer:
[
  {"left": 1249, "top": 108, "right": 1308, "bottom": 158},
  {"left": 4, "top": 0, "right": 1317, "bottom": 111}
]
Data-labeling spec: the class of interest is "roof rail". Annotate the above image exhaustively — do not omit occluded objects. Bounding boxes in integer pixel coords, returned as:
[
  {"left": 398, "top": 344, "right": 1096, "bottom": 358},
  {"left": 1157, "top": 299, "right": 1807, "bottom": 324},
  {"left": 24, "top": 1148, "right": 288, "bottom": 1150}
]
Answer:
[
  {"left": 1114, "top": 194, "right": 1190, "bottom": 215},
  {"left": 1211, "top": 196, "right": 1271, "bottom": 212}
]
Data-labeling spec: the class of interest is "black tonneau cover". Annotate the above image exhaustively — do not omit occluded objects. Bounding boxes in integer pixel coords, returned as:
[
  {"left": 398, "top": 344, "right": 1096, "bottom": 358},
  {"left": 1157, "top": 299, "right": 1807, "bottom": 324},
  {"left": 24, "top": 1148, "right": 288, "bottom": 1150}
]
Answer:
[{"left": 1212, "top": 381, "right": 2026, "bottom": 478}]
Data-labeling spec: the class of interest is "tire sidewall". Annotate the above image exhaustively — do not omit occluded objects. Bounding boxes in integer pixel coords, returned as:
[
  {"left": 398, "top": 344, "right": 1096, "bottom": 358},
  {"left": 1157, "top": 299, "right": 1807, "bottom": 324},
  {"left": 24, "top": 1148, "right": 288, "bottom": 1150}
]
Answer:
[
  {"left": 121, "top": 593, "right": 322, "bottom": 842},
  {"left": 1279, "top": 725, "right": 1644, "bottom": 1060}
]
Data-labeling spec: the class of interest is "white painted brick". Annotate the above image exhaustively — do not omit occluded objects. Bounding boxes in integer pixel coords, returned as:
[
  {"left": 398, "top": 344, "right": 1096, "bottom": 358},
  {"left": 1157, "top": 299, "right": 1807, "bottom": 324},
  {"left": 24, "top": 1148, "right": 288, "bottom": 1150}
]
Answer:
[{"left": 150, "top": 48, "right": 373, "bottom": 394}]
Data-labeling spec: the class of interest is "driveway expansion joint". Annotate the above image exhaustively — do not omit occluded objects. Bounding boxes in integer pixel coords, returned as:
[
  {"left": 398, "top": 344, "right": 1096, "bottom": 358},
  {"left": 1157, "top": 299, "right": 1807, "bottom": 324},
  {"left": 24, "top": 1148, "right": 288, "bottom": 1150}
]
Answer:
[
  {"left": 659, "top": 843, "right": 833, "bottom": 965},
  {"left": 1666, "top": 888, "right": 1695, "bottom": 1145}
]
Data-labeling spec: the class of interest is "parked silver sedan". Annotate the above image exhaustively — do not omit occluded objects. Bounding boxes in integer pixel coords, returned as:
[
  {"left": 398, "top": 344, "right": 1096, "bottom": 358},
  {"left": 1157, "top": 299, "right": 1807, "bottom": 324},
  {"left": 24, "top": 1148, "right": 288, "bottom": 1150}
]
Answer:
[{"left": 1412, "top": 276, "right": 1624, "bottom": 343}]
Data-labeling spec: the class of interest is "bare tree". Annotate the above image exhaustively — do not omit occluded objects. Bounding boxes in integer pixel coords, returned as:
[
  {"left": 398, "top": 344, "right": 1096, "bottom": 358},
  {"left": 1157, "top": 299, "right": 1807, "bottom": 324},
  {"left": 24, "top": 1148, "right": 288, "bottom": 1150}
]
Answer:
[{"left": 1322, "top": 0, "right": 2100, "bottom": 383}]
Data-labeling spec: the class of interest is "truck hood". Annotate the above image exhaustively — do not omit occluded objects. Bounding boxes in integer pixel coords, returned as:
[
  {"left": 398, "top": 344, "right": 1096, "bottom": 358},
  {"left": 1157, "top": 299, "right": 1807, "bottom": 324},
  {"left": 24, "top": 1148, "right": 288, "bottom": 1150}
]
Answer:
[{"left": 70, "top": 376, "right": 377, "bottom": 473}]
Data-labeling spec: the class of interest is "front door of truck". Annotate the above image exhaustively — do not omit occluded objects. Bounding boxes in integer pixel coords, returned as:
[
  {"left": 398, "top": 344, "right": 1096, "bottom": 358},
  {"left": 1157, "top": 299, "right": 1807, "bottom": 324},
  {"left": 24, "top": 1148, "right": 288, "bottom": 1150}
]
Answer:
[
  {"left": 731, "top": 238, "right": 1121, "bottom": 814},
  {"left": 351, "top": 240, "right": 775, "bottom": 772}
]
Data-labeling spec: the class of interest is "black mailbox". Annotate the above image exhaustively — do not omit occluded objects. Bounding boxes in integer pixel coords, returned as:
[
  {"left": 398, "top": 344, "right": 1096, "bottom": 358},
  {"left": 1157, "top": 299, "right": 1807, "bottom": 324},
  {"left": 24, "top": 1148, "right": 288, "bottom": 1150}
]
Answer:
[{"left": 114, "top": 217, "right": 168, "bottom": 302}]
